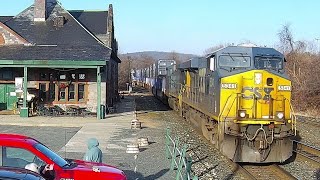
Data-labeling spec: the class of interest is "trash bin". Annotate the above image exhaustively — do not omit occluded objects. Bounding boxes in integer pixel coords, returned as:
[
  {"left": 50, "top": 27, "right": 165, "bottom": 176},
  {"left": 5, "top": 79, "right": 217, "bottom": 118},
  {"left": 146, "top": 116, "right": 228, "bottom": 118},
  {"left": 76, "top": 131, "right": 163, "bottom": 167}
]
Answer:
[{"left": 100, "top": 105, "right": 106, "bottom": 119}]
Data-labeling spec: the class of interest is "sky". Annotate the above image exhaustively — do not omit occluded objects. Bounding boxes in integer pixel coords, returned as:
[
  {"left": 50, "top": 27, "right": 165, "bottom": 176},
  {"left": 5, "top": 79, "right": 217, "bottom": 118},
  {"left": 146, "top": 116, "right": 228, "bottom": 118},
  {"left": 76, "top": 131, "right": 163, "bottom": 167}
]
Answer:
[{"left": 1, "top": 0, "right": 320, "bottom": 55}]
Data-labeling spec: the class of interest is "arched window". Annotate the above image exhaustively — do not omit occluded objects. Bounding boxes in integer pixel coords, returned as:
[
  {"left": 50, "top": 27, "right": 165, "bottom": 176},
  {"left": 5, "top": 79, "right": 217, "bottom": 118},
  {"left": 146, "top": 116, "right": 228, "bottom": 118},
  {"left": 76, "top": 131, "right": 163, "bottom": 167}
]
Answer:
[{"left": 0, "top": 33, "right": 5, "bottom": 45}]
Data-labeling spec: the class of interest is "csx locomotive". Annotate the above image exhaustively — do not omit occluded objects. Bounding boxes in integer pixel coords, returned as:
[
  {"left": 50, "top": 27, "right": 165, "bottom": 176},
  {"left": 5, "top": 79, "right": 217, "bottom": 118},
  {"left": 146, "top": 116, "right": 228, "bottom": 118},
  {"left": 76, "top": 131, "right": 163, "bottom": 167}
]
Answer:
[{"left": 134, "top": 45, "right": 296, "bottom": 163}]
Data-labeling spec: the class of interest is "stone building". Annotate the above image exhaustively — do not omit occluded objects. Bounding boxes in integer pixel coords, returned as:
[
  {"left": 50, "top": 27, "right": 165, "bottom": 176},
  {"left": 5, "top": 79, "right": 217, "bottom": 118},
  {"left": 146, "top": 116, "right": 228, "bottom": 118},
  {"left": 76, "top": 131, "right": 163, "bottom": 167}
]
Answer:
[{"left": 0, "top": 0, "right": 120, "bottom": 118}]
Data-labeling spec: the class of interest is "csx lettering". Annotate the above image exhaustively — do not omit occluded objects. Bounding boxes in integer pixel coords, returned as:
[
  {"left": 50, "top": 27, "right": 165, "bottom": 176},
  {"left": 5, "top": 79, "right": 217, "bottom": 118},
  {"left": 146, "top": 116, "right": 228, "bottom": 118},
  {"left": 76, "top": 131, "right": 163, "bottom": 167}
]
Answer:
[
  {"left": 242, "top": 87, "right": 275, "bottom": 99},
  {"left": 221, "top": 83, "right": 237, "bottom": 89},
  {"left": 242, "top": 87, "right": 262, "bottom": 99}
]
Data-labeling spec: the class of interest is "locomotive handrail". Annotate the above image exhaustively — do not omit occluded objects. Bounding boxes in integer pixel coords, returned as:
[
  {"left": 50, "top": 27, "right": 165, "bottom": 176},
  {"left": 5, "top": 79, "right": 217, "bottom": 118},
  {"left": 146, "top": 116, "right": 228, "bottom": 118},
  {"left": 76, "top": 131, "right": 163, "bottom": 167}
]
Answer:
[
  {"left": 218, "top": 93, "right": 237, "bottom": 122},
  {"left": 284, "top": 98, "right": 297, "bottom": 135}
]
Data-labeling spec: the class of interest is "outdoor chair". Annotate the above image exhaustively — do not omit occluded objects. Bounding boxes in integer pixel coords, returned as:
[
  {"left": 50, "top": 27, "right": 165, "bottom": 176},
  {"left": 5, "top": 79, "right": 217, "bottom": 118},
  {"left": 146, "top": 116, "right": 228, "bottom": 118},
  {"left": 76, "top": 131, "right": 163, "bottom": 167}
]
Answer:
[
  {"left": 65, "top": 107, "right": 77, "bottom": 117},
  {"left": 81, "top": 107, "right": 92, "bottom": 117},
  {"left": 52, "top": 106, "right": 66, "bottom": 116},
  {"left": 37, "top": 105, "right": 52, "bottom": 116},
  {"left": 107, "top": 106, "right": 116, "bottom": 114}
]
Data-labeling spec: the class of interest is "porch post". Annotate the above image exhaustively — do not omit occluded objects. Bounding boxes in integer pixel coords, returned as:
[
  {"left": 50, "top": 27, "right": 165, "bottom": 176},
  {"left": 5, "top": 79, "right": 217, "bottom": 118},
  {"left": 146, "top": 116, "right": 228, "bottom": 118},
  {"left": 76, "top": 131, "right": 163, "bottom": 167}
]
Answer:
[
  {"left": 97, "top": 66, "right": 101, "bottom": 119},
  {"left": 20, "top": 66, "right": 28, "bottom": 117}
]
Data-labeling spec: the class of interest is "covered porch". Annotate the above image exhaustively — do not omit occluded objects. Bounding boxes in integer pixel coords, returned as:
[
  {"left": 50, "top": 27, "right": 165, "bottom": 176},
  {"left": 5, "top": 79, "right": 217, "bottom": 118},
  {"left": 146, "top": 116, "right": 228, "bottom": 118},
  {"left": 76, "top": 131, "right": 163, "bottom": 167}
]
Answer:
[{"left": 0, "top": 59, "right": 107, "bottom": 119}]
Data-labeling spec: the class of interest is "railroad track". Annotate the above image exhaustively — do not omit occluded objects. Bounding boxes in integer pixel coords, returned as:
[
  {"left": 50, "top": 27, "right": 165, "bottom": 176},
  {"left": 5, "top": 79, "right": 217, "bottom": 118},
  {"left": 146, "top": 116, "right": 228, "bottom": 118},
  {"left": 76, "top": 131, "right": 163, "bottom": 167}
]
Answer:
[
  {"left": 293, "top": 140, "right": 320, "bottom": 165},
  {"left": 239, "top": 164, "right": 296, "bottom": 180},
  {"left": 296, "top": 116, "right": 320, "bottom": 127}
]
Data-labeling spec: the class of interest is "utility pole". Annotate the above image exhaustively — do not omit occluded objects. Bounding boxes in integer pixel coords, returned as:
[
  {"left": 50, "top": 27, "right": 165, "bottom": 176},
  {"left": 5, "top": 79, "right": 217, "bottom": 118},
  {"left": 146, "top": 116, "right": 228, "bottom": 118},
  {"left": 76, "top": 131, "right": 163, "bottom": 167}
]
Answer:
[
  {"left": 128, "top": 56, "right": 132, "bottom": 83},
  {"left": 127, "top": 56, "right": 132, "bottom": 92}
]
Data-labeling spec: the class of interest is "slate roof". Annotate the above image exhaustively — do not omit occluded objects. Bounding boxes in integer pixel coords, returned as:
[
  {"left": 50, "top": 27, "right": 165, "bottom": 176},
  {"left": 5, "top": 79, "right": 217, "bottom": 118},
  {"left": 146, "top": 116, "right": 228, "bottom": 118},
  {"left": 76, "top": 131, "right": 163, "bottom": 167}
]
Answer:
[
  {"left": 0, "top": 45, "right": 111, "bottom": 61},
  {"left": 0, "top": 16, "right": 13, "bottom": 23},
  {"left": 0, "top": 1, "right": 113, "bottom": 62},
  {"left": 4, "top": 1, "right": 103, "bottom": 46},
  {"left": 69, "top": 10, "right": 108, "bottom": 35}
]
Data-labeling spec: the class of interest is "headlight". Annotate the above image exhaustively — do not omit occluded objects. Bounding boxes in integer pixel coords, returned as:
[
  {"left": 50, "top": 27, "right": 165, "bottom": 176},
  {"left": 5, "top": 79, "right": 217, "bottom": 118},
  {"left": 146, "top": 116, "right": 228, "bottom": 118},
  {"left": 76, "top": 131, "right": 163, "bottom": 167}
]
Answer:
[
  {"left": 276, "top": 112, "right": 284, "bottom": 119},
  {"left": 238, "top": 110, "right": 246, "bottom": 118},
  {"left": 255, "top": 73, "right": 262, "bottom": 85}
]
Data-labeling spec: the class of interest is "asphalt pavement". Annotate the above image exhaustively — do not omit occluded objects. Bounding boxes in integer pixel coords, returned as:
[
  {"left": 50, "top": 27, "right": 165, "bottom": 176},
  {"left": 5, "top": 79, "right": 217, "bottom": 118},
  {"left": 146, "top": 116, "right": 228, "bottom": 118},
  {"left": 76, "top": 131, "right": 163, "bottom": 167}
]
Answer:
[{"left": 0, "top": 95, "right": 174, "bottom": 179}]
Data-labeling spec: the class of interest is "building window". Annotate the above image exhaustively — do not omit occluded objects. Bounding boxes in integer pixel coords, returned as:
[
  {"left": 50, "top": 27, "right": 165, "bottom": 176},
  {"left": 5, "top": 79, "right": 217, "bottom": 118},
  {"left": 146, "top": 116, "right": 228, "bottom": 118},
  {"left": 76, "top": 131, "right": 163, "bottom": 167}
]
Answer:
[
  {"left": 2, "top": 70, "right": 13, "bottom": 80},
  {"left": 78, "top": 84, "right": 85, "bottom": 101},
  {"left": 69, "top": 84, "right": 75, "bottom": 100},
  {"left": 59, "top": 87, "right": 66, "bottom": 100},
  {"left": 49, "top": 83, "right": 55, "bottom": 100},
  {"left": 39, "top": 83, "right": 46, "bottom": 102}
]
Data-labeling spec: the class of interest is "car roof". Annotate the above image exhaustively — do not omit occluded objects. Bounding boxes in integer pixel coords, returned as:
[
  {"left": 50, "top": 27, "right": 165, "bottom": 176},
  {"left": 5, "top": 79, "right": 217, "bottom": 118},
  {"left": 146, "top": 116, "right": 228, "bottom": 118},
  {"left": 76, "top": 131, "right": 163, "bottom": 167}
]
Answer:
[
  {"left": 0, "top": 166, "right": 44, "bottom": 180},
  {"left": 0, "top": 134, "right": 30, "bottom": 139},
  {"left": 0, "top": 134, "right": 38, "bottom": 146}
]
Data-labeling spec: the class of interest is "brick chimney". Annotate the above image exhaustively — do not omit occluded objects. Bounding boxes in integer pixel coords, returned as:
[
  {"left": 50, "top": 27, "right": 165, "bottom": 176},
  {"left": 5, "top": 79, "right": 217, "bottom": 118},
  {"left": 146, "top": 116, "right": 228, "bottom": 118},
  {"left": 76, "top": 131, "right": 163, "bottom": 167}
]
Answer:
[
  {"left": 34, "top": 0, "right": 46, "bottom": 22},
  {"left": 107, "top": 4, "right": 114, "bottom": 48}
]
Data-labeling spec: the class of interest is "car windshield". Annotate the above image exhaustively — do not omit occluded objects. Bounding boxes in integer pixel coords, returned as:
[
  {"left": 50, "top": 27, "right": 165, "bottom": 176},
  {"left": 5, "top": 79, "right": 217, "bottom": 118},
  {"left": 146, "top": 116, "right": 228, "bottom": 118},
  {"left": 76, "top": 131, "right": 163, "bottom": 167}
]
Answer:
[
  {"left": 218, "top": 55, "right": 251, "bottom": 70},
  {"left": 34, "top": 143, "right": 69, "bottom": 168},
  {"left": 255, "top": 56, "right": 283, "bottom": 70}
]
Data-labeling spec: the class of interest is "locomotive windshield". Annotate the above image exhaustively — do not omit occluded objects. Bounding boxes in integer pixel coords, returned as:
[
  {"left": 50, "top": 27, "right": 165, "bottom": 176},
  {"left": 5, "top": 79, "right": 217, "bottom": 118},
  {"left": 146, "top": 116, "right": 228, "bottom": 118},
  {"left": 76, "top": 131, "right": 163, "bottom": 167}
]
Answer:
[
  {"left": 218, "top": 55, "right": 251, "bottom": 69},
  {"left": 255, "top": 56, "right": 283, "bottom": 70}
]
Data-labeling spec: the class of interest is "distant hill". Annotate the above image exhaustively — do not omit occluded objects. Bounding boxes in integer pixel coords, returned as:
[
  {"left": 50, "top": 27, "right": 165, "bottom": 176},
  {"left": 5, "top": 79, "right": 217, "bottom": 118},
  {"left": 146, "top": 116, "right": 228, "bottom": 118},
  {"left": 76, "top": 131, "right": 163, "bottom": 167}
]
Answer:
[{"left": 120, "top": 51, "right": 198, "bottom": 62}]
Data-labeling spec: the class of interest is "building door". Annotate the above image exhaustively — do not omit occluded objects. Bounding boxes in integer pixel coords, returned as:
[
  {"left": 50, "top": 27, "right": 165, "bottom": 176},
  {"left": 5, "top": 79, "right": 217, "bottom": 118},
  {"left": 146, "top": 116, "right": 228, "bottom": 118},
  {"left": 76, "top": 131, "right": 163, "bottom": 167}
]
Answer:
[{"left": 0, "top": 84, "right": 17, "bottom": 110}]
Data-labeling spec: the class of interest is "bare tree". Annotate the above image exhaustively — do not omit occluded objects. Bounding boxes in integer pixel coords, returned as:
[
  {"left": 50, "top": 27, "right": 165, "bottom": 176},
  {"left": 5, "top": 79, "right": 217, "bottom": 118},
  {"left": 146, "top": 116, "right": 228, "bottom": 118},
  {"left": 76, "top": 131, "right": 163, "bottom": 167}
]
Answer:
[
  {"left": 278, "top": 23, "right": 294, "bottom": 53},
  {"left": 169, "top": 51, "right": 182, "bottom": 64},
  {"left": 137, "top": 55, "right": 155, "bottom": 69},
  {"left": 277, "top": 23, "right": 320, "bottom": 114},
  {"left": 118, "top": 55, "right": 131, "bottom": 90}
]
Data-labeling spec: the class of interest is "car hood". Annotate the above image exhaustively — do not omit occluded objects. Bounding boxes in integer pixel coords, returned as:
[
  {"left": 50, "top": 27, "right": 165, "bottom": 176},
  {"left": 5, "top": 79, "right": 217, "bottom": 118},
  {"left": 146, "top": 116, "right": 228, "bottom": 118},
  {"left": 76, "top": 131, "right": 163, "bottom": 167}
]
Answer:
[{"left": 69, "top": 159, "right": 126, "bottom": 180}]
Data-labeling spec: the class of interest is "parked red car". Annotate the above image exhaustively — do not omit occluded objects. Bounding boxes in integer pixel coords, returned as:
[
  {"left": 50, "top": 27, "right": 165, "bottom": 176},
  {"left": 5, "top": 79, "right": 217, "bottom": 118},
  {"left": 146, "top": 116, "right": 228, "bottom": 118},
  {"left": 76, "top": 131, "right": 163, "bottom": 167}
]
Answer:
[{"left": 0, "top": 134, "right": 127, "bottom": 180}]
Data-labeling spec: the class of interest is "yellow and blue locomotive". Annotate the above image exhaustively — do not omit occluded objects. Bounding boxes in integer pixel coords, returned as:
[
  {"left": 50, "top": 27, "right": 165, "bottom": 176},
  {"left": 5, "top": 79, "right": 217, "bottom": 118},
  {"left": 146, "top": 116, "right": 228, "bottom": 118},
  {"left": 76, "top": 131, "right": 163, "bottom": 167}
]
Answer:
[{"left": 166, "top": 45, "right": 296, "bottom": 163}]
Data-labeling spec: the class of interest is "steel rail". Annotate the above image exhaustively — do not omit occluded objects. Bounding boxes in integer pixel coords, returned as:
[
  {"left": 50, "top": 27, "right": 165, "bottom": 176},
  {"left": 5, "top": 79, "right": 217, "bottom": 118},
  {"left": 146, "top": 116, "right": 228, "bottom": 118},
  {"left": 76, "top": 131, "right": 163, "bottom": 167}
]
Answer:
[
  {"left": 240, "top": 164, "right": 296, "bottom": 180},
  {"left": 292, "top": 140, "right": 320, "bottom": 165}
]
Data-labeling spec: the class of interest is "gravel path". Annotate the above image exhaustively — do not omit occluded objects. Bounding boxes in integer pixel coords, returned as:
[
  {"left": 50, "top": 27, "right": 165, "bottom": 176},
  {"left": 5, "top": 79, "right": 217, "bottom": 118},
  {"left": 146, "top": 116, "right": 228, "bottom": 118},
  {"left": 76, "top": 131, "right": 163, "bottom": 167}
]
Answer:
[
  {"left": 295, "top": 116, "right": 320, "bottom": 147},
  {"left": 279, "top": 115, "right": 320, "bottom": 180}
]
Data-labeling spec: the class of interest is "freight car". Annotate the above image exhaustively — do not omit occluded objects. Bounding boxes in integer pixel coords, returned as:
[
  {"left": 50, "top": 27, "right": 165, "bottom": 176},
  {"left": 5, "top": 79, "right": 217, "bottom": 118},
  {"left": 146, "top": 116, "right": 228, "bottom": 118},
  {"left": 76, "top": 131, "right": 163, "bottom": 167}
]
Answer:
[
  {"left": 134, "top": 45, "right": 296, "bottom": 163},
  {"left": 151, "top": 59, "right": 176, "bottom": 103},
  {"left": 132, "top": 59, "right": 176, "bottom": 102}
]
